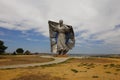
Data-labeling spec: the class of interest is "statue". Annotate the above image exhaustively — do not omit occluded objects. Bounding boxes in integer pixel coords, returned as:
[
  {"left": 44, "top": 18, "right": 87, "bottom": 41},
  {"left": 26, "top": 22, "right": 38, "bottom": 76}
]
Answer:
[{"left": 48, "top": 20, "right": 75, "bottom": 55}]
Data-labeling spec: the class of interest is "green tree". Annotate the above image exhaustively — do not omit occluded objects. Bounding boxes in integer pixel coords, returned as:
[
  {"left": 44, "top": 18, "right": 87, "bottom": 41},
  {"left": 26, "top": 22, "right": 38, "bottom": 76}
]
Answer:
[
  {"left": 0, "top": 40, "right": 7, "bottom": 54},
  {"left": 16, "top": 48, "right": 24, "bottom": 54},
  {"left": 24, "top": 50, "right": 31, "bottom": 55},
  {"left": 12, "top": 51, "right": 16, "bottom": 55}
]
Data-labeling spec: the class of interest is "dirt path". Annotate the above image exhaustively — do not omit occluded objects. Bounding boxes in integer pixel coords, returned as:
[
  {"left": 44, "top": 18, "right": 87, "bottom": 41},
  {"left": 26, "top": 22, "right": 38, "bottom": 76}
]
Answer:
[{"left": 0, "top": 56, "right": 70, "bottom": 69}]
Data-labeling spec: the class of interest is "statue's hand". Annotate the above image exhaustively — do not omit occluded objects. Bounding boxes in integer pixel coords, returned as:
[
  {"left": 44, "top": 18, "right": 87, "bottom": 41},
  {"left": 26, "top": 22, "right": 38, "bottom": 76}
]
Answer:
[
  {"left": 69, "top": 26, "right": 72, "bottom": 28},
  {"left": 48, "top": 20, "right": 51, "bottom": 24}
]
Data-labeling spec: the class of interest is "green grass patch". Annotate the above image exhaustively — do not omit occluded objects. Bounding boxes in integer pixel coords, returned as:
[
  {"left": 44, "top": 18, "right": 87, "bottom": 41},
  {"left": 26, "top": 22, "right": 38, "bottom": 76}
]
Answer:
[
  {"left": 103, "top": 64, "right": 120, "bottom": 69},
  {"left": 105, "top": 71, "right": 111, "bottom": 74},
  {"left": 12, "top": 74, "right": 66, "bottom": 80},
  {"left": 71, "top": 69, "right": 78, "bottom": 73},
  {"left": 116, "top": 69, "right": 120, "bottom": 71},
  {"left": 109, "top": 63, "right": 115, "bottom": 67},
  {"left": 92, "top": 76, "right": 99, "bottom": 78},
  {"left": 78, "top": 63, "right": 95, "bottom": 68},
  {"left": 103, "top": 64, "right": 109, "bottom": 67}
]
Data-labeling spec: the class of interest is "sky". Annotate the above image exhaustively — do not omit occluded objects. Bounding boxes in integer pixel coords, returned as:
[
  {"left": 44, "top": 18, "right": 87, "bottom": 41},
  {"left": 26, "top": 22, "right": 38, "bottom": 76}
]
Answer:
[{"left": 0, "top": 0, "right": 120, "bottom": 54}]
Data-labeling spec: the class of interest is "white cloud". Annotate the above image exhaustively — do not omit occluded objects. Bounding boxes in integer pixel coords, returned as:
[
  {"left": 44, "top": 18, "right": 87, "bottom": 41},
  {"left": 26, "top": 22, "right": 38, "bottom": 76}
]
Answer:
[
  {"left": 0, "top": 0, "right": 120, "bottom": 53},
  {"left": 26, "top": 38, "right": 40, "bottom": 42},
  {"left": 95, "top": 26, "right": 120, "bottom": 45}
]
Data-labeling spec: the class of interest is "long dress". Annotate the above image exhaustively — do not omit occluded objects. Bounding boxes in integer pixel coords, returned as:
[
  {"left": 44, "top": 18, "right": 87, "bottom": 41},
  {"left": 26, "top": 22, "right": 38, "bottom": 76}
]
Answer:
[
  {"left": 48, "top": 20, "right": 75, "bottom": 54},
  {"left": 57, "top": 25, "right": 70, "bottom": 52}
]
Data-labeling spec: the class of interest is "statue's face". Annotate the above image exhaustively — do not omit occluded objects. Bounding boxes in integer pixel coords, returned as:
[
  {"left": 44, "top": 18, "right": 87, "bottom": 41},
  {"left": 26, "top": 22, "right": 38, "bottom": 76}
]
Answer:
[{"left": 59, "top": 20, "right": 63, "bottom": 25}]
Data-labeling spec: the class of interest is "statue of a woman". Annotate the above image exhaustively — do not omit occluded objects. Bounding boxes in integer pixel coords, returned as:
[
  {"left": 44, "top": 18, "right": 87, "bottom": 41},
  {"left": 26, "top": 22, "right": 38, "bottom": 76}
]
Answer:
[{"left": 48, "top": 20, "right": 75, "bottom": 55}]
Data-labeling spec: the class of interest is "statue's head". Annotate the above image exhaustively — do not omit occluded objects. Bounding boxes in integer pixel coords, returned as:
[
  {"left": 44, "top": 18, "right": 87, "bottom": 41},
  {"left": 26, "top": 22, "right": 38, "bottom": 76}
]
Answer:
[{"left": 59, "top": 20, "right": 63, "bottom": 25}]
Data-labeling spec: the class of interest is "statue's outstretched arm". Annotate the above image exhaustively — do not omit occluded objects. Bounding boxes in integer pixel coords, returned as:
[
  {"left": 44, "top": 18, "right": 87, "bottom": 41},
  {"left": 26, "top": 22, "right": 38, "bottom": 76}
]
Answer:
[
  {"left": 48, "top": 21, "right": 58, "bottom": 30},
  {"left": 50, "top": 24, "right": 56, "bottom": 28}
]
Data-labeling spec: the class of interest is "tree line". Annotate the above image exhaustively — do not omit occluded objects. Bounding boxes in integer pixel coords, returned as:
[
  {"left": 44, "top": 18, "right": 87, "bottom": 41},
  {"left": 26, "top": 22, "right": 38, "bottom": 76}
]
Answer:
[{"left": 0, "top": 40, "right": 31, "bottom": 55}]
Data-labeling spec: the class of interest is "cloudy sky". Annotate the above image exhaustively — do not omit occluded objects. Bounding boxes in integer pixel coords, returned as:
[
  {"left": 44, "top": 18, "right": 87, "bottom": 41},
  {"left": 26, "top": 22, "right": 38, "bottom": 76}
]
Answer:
[{"left": 0, "top": 0, "right": 120, "bottom": 54}]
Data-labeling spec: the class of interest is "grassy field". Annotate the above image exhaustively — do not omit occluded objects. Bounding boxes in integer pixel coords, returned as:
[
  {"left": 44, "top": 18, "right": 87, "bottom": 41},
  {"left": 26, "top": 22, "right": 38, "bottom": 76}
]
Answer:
[
  {"left": 0, "top": 55, "right": 54, "bottom": 66},
  {"left": 0, "top": 56, "right": 120, "bottom": 80}
]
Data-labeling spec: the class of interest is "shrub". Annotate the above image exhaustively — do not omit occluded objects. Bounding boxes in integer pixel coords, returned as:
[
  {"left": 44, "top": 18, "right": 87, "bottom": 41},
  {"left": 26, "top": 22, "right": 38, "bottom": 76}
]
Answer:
[
  {"left": 24, "top": 50, "right": 31, "bottom": 55},
  {"left": 116, "top": 69, "right": 120, "bottom": 71},
  {"left": 109, "top": 64, "right": 115, "bottom": 67},
  {"left": 105, "top": 71, "right": 111, "bottom": 74},
  {"left": 71, "top": 69, "right": 78, "bottom": 73},
  {"left": 92, "top": 76, "right": 99, "bottom": 78}
]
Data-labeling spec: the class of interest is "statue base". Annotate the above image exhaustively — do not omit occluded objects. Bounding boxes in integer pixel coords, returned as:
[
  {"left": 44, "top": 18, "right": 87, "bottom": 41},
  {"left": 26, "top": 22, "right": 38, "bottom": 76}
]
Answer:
[{"left": 53, "top": 54, "right": 68, "bottom": 57}]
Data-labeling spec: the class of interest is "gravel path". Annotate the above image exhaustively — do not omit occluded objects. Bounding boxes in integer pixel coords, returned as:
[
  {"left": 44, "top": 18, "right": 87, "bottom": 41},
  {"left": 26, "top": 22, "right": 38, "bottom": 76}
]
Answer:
[{"left": 0, "top": 56, "right": 70, "bottom": 69}]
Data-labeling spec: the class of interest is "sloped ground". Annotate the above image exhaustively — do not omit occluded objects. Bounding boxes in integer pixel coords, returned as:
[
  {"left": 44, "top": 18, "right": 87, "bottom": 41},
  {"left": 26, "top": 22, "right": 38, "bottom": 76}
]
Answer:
[
  {"left": 0, "top": 55, "right": 69, "bottom": 69},
  {"left": 0, "top": 55, "right": 54, "bottom": 66},
  {"left": 0, "top": 57, "right": 120, "bottom": 80}
]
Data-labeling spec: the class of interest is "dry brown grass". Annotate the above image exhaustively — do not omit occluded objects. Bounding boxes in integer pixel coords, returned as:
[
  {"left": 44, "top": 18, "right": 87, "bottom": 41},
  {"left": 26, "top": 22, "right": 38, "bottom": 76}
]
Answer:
[
  {"left": 0, "top": 57, "right": 120, "bottom": 80},
  {"left": 67, "top": 57, "right": 117, "bottom": 63},
  {"left": 0, "top": 55, "right": 54, "bottom": 66},
  {"left": 12, "top": 73, "right": 66, "bottom": 80}
]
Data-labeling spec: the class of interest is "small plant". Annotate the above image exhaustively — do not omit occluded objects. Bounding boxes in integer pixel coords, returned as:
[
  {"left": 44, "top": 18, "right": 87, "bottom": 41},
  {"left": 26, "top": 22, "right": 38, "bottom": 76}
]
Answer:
[
  {"left": 78, "top": 63, "right": 95, "bottom": 69},
  {"left": 105, "top": 71, "right": 111, "bottom": 74},
  {"left": 92, "top": 76, "right": 99, "bottom": 78},
  {"left": 116, "top": 69, "right": 120, "bottom": 71},
  {"left": 71, "top": 69, "right": 78, "bottom": 73},
  {"left": 109, "top": 64, "right": 115, "bottom": 67},
  {"left": 12, "top": 74, "right": 66, "bottom": 80},
  {"left": 104, "top": 64, "right": 108, "bottom": 67},
  {"left": 86, "top": 67, "right": 90, "bottom": 69}
]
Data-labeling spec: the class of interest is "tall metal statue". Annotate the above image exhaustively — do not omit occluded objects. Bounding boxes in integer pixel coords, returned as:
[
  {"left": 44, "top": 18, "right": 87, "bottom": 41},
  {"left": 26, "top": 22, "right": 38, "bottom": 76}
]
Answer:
[{"left": 48, "top": 20, "right": 75, "bottom": 55}]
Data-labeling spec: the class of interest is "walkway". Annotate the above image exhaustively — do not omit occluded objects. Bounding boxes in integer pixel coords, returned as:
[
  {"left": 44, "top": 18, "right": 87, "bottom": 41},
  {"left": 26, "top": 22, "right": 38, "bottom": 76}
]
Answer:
[{"left": 0, "top": 56, "right": 70, "bottom": 69}]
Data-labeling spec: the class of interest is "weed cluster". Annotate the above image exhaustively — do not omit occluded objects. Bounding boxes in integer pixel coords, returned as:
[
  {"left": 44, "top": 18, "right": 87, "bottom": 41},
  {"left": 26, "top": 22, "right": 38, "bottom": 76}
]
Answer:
[
  {"left": 12, "top": 74, "right": 66, "bottom": 80},
  {"left": 103, "top": 64, "right": 120, "bottom": 71},
  {"left": 105, "top": 71, "right": 111, "bottom": 74},
  {"left": 78, "top": 63, "right": 95, "bottom": 69},
  {"left": 92, "top": 76, "right": 99, "bottom": 78},
  {"left": 104, "top": 64, "right": 120, "bottom": 68},
  {"left": 71, "top": 69, "right": 78, "bottom": 73}
]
